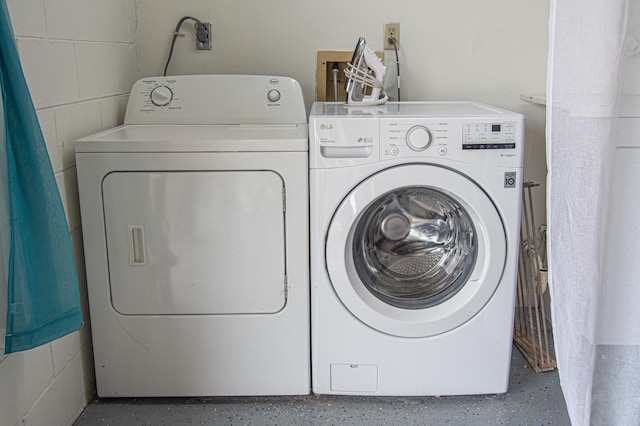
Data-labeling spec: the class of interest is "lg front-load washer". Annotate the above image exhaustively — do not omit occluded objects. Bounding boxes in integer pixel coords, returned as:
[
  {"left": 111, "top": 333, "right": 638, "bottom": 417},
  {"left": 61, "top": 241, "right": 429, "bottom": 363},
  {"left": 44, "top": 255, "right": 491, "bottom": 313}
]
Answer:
[
  {"left": 76, "top": 75, "right": 310, "bottom": 397},
  {"left": 309, "top": 102, "right": 524, "bottom": 396}
]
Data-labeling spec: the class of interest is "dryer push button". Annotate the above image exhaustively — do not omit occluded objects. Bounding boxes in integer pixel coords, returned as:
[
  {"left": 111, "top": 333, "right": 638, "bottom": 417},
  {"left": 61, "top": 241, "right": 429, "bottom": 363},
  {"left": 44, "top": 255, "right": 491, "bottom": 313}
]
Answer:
[{"left": 267, "top": 90, "right": 281, "bottom": 103}]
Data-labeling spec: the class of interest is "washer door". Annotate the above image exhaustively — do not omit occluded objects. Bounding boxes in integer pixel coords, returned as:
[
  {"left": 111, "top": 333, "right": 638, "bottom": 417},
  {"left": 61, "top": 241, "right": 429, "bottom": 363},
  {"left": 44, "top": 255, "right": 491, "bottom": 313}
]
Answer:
[{"left": 326, "top": 164, "right": 506, "bottom": 337}]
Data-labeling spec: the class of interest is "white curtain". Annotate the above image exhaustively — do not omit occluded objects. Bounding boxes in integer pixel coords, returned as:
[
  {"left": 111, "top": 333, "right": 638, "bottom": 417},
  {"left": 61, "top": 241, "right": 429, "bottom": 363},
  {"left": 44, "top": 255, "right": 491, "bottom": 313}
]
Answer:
[{"left": 547, "top": 0, "right": 640, "bottom": 424}]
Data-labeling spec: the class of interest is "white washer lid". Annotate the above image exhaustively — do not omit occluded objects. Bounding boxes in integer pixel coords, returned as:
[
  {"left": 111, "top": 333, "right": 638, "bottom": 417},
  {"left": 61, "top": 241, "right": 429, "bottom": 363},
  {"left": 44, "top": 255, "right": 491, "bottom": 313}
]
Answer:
[{"left": 76, "top": 123, "right": 309, "bottom": 153}]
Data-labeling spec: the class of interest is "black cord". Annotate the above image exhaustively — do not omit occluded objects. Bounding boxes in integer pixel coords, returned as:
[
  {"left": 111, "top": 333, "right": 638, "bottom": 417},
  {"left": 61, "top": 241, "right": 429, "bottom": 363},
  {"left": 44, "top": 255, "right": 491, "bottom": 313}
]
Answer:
[
  {"left": 389, "top": 37, "right": 401, "bottom": 101},
  {"left": 163, "top": 16, "right": 203, "bottom": 76}
]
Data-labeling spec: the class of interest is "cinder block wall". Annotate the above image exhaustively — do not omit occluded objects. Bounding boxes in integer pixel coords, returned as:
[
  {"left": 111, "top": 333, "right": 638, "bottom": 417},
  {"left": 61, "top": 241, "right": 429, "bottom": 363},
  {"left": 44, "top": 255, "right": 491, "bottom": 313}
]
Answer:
[{"left": 1, "top": 1, "right": 139, "bottom": 424}]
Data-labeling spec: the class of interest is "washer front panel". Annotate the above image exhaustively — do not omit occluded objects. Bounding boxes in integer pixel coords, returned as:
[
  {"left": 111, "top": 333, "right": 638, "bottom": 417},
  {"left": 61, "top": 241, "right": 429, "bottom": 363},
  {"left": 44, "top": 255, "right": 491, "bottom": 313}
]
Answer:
[{"left": 326, "top": 164, "right": 506, "bottom": 338}]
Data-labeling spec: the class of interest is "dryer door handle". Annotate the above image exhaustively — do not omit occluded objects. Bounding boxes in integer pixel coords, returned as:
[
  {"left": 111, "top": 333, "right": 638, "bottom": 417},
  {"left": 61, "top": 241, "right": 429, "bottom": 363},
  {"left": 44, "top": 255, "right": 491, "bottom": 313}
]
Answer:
[{"left": 127, "top": 225, "right": 146, "bottom": 265}]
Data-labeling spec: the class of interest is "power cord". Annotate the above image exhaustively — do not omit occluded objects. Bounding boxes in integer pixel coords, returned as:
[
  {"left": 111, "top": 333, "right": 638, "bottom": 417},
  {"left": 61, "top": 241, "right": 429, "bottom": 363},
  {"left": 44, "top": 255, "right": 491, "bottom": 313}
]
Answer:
[
  {"left": 332, "top": 62, "right": 340, "bottom": 101},
  {"left": 388, "top": 36, "right": 401, "bottom": 101},
  {"left": 163, "top": 16, "right": 210, "bottom": 76}
]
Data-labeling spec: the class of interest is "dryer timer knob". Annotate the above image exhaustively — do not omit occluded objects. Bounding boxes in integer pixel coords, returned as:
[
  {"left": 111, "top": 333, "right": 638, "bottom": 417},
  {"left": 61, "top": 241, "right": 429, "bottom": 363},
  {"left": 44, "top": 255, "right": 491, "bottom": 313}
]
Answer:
[
  {"left": 406, "top": 125, "right": 432, "bottom": 151},
  {"left": 150, "top": 86, "right": 173, "bottom": 106}
]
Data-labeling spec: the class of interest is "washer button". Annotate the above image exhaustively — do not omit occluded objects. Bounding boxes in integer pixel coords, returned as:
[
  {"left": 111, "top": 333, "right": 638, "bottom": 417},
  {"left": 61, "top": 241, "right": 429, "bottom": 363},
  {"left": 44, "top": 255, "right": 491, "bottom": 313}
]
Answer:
[
  {"left": 438, "top": 146, "right": 448, "bottom": 156},
  {"left": 390, "top": 146, "right": 400, "bottom": 156},
  {"left": 267, "top": 90, "right": 281, "bottom": 102}
]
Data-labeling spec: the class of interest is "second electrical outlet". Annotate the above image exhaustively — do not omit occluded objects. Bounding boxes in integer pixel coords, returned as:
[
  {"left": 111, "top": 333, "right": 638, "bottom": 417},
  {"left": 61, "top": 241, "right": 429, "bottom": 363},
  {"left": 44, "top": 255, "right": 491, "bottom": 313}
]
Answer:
[{"left": 384, "top": 22, "right": 400, "bottom": 50}]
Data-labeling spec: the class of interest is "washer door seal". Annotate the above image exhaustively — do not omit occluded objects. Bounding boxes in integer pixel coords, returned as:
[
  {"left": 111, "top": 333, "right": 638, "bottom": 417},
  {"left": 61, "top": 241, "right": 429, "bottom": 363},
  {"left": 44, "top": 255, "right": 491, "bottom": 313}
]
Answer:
[{"left": 326, "top": 164, "right": 506, "bottom": 338}]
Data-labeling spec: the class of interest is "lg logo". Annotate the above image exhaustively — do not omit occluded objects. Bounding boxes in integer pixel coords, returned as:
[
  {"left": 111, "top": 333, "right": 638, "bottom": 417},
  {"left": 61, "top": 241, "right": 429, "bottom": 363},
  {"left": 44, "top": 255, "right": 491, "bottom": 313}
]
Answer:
[{"left": 320, "top": 123, "right": 333, "bottom": 130}]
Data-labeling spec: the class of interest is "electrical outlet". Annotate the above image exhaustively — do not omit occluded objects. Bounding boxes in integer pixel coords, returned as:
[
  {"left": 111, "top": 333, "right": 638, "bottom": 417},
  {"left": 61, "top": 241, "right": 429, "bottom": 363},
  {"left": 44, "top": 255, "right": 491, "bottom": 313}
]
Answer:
[
  {"left": 195, "top": 22, "right": 212, "bottom": 50},
  {"left": 384, "top": 22, "right": 400, "bottom": 50}
]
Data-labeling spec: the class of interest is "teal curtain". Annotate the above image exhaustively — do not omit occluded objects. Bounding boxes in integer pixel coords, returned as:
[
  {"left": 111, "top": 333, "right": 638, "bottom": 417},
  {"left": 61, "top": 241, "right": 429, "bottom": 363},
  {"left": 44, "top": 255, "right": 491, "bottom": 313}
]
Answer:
[{"left": 1, "top": 0, "right": 82, "bottom": 354}]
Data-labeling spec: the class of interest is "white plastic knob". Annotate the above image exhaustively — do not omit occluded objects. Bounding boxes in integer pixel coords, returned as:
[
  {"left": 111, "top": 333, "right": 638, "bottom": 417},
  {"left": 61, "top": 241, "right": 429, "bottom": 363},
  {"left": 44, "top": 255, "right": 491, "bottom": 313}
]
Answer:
[
  {"left": 150, "top": 86, "right": 173, "bottom": 106},
  {"left": 406, "top": 126, "right": 432, "bottom": 151}
]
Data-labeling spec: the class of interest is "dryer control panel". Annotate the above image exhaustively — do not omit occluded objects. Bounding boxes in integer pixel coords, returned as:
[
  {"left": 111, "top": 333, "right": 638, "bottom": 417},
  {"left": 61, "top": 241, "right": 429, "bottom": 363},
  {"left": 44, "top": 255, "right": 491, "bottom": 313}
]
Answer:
[{"left": 124, "top": 75, "right": 307, "bottom": 125}]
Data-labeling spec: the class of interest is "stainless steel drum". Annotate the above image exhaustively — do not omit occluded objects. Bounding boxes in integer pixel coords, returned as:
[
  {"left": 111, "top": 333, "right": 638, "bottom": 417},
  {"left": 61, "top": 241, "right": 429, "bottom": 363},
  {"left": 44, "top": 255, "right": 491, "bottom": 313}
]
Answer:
[{"left": 352, "top": 186, "right": 477, "bottom": 309}]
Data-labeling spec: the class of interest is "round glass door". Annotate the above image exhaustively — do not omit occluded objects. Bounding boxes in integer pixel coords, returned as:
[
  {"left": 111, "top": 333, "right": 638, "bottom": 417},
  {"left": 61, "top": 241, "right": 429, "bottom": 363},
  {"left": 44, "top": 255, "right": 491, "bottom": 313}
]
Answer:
[
  {"left": 326, "top": 164, "right": 506, "bottom": 337},
  {"left": 352, "top": 186, "right": 477, "bottom": 310}
]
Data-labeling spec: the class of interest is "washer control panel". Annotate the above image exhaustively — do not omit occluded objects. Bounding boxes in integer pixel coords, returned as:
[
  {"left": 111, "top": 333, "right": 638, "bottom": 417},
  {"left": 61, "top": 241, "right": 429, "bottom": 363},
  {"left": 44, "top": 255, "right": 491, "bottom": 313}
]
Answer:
[
  {"left": 379, "top": 117, "right": 521, "bottom": 166},
  {"left": 462, "top": 122, "right": 517, "bottom": 150},
  {"left": 309, "top": 102, "right": 524, "bottom": 169},
  {"left": 380, "top": 119, "right": 453, "bottom": 159}
]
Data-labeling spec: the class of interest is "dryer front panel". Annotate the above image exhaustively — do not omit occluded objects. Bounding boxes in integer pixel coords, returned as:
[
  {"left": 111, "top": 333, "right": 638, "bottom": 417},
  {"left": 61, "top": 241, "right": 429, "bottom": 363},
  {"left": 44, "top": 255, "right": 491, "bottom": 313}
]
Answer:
[
  {"left": 326, "top": 164, "right": 506, "bottom": 337},
  {"left": 102, "top": 170, "right": 286, "bottom": 315}
]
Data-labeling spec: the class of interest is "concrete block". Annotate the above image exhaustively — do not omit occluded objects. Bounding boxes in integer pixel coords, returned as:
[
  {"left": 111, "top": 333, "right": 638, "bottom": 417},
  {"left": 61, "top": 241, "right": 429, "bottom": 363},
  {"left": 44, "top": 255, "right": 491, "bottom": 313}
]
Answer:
[
  {"left": 0, "top": 345, "right": 55, "bottom": 426},
  {"left": 54, "top": 101, "right": 102, "bottom": 170},
  {"left": 76, "top": 43, "right": 118, "bottom": 100},
  {"left": 51, "top": 332, "right": 82, "bottom": 377},
  {"left": 99, "top": 95, "right": 127, "bottom": 130},
  {"left": 69, "top": 228, "right": 90, "bottom": 333},
  {"left": 115, "top": 43, "right": 140, "bottom": 94},
  {"left": 93, "top": 0, "right": 130, "bottom": 43},
  {"left": 55, "top": 167, "right": 81, "bottom": 233},
  {"left": 36, "top": 109, "right": 62, "bottom": 174},
  {"left": 16, "top": 38, "right": 79, "bottom": 109},
  {"left": 44, "top": 0, "right": 95, "bottom": 41},
  {"left": 6, "top": 0, "right": 46, "bottom": 38},
  {"left": 127, "top": 0, "right": 138, "bottom": 43},
  {"left": 22, "top": 350, "right": 93, "bottom": 426}
]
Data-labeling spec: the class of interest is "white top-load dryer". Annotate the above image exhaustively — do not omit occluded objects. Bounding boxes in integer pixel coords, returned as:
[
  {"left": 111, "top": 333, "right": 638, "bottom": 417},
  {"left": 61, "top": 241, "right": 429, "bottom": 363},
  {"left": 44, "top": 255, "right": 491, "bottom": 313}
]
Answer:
[{"left": 76, "top": 75, "right": 310, "bottom": 397}]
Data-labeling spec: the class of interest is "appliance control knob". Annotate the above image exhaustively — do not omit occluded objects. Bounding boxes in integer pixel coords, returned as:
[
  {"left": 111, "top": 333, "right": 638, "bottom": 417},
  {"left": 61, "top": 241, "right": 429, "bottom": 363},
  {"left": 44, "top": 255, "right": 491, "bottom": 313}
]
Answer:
[
  {"left": 150, "top": 86, "right": 173, "bottom": 106},
  {"left": 267, "top": 89, "right": 281, "bottom": 103},
  {"left": 406, "top": 125, "right": 432, "bottom": 151}
]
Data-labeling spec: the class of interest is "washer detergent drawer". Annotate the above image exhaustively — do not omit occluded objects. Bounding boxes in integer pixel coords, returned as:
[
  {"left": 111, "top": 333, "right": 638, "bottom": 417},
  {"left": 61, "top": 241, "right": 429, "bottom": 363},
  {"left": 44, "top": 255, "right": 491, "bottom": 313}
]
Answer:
[{"left": 102, "top": 170, "right": 286, "bottom": 315}]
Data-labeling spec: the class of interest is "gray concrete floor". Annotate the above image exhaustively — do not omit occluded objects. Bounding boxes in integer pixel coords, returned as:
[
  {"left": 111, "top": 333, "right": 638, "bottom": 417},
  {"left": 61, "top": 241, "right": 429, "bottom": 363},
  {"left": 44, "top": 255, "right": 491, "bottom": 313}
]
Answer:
[{"left": 73, "top": 346, "right": 570, "bottom": 425}]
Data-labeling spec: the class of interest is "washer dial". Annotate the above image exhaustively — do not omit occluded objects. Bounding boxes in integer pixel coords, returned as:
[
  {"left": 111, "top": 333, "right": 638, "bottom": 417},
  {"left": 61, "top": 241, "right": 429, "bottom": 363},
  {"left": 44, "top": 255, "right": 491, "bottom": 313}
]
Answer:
[
  {"left": 150, "top": 86, "right": 173, "bottom": 106},
  {"left": 406, "top": 125, "right": 432, "bottom": 151}
]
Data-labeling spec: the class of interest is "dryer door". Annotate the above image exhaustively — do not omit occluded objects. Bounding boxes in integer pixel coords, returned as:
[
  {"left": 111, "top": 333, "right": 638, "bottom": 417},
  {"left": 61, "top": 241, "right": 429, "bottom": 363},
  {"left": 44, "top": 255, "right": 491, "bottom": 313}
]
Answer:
[
  {"left": 326, "top": 164, "right": 506, "bottom": 337},
  {"left": 102, "top": 170, "right": 287, "bottom": 316}
]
